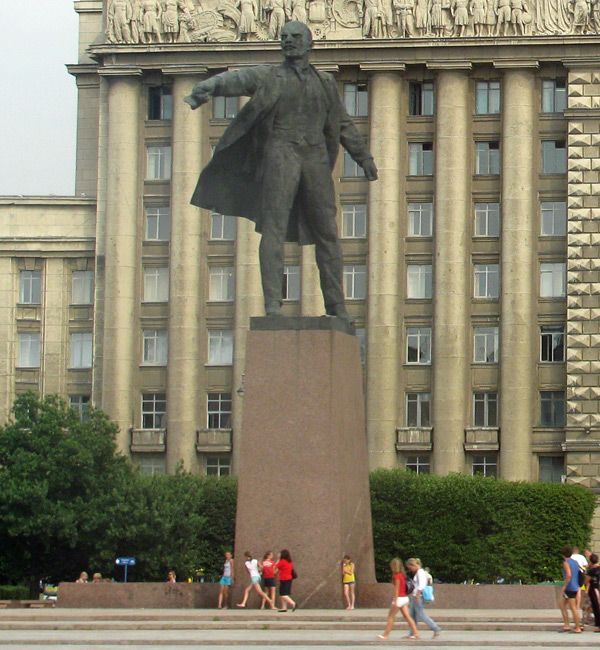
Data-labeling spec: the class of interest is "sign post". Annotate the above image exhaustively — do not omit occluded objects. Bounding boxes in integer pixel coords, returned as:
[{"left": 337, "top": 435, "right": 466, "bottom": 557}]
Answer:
[{"left": 115, "top": 557, "right": 136, "bottom": 582}]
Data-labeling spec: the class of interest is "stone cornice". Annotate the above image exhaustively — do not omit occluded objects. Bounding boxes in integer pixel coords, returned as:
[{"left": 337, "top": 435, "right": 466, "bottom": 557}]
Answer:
[
  {"left": 360, "top": 62, "right": 406, "bottom": 72},
  {"left": 98, "top": 66, "right": 144, "bottom": 78},
  {"left": 493, "top": 60, "right": 540, "bottom": 69},
  {"left": 426, "top": 61, "right": 472, "bottom": 70},
  {"left": 74, "top": 0, "right": 102, "bottom": 13},
  {"left": 161, "top": 65, "right": 209, "bottom": 76}
]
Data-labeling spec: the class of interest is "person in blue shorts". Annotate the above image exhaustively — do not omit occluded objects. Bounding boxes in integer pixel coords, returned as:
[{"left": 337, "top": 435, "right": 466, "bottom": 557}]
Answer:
[{"left": 217, "top": 551, "right": 234, "bottom": 609}]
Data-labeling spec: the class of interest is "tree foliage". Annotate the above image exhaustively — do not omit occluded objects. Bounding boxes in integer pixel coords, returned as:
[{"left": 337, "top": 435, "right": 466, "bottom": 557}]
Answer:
[{"left": 370, "top": 469, "right": 596, "bottom": 584}]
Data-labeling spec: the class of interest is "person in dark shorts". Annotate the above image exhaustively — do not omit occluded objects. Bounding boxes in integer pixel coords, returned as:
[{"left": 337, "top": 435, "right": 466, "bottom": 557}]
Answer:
[
  {"left": 559, "top": 546, "right": 583, "bottom": 633},
  {"left": 585, "top": 552, "right": 600, "bottom": 631},
  {"left": 276, "top": 549, "right": 296, "bottom": 612},
  {"left": 260, "top": 551, "right": 278, "bottom": 610}
]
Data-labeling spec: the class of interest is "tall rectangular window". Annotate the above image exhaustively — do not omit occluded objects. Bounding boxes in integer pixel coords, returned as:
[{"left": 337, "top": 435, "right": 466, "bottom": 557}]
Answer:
[
  {"left": 406, "top": 392, "right": 431, "bottom": 427},
  {"left": 542, "top": 141, "right": 567, "bottom": 174},
  {"left": 409, "top": 142, "right": 434, "bottom": 176},
  {"left": 475, "top": 81, "right": 500, "bottom": 114},
  {"left": 405, "top": 455, "right": 430, "bottom": 474},
  {"left": 539, "top": 456, "right": 564, "bottom": 482},
  {"left": 139, "top": 457, "right": 166, "bottom": 475},
  {"left": 209, "top": 267, "right": 235, "bottom": 302},
  {"left": 406, "top": 327, "right": 431, "bottom": 364},
  {"left": 69, "top": 395, "right": 91, "bottom": 422},
  {"left": 475, "top": 142, "right": 500, "bottom": 175},
  {"left": 343, "top": 264, "right": 366, "bottom": 299},
  {"left": 409, "top": 82, "right": 434, "bottom": 116},
  {"left": 408, "top": 202, "right": 433, "bottom": 237},
  {"left": 406, "top": 264, "right": 432, "bottom": 299},
  {"left": 344, "top": 83, "right": 369, "bottom": 117},
  {"left": 207, "top": 392, "right": 232, "bottom": 429},
  {"left": 540, "top": 391, "right": 565, "bottom": 427},
  {"left": 143, "top": 267, "right": 169, "bottom": 302},
  {"left": 72, "top": 270, "right": 94, "bottom": 305},
  {"left": 210, "top": 213, "right": 236, "bottom": 240},
  {"left": 473, "top": 326, "right": 499, "bottom": 363},
  {"left": 70, "top": 332, "right": 93, "bottom": 368},
  {"left": 141, "top": 393, "right": 166, "bottom": 429},
  {"left": 148, "top": 86, "right": 173, "bottom": 120},
  {"left": 472, "top": 454, "right": 497, "bottom": 477},
  {"left": 341, "top": 204, "right": 367, "bottom": 238},
  {"left": 474, "top": 391, "right": 498, "bottom": 427},
  {"left": 145, "top": 207, "right": 171, "bottom": 241},
  {"left": 143, "top": 329, "right": 168, "bottom": 365},
  {"left": 146, "top": 146, "right": 172, "bottom": 180},
  {"left": 542, "top": 79, "right": 566, "bottom": 113},
  {"left": 474, "top": 203, "right": 500, "bottom": 237},
  {"left": 18, "top": 332, "right": 40, "bottom": 368},
  {"left": 208, "top": 329, "right": 234, "bottom": 365},
  {"left": 19, "top": 270, "right": 42, "bottom": 305},
  {"left": 206, "top": 455, "right": 231, "bottom": 476},
  {"left": 540, "top": 263, "right": 566, "bottom": 298},
  {"left": 474, "top": 264, "right": 499, "bottom": 298},
  {"left": 540, "top": 325, "right": 565, "bottom": 362},
  {"left": 540, "top": 201, "right": 566, "bottom": 236},
  {"left": 283, "top": 265, "right": 300, "bottom": 301},
  {"left": 212, "top": 96, "right": 238, "bottom": 119},
  {"left": 343, "top": 151, "right": 366, "bottom": 177}
]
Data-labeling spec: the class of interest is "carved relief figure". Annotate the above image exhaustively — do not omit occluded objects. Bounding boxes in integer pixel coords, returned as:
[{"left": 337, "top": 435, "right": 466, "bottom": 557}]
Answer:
[
  {"left": 393, "top": 0, "right": 415, "bottom": 36},
  {"left": 569, "top": 0, "right": 591, "bottom": 32},
  {"left": 451, "top": 0, "right": 469, "bottom": 34},
  {"left": 265, "top": 0, "right": 287, "bottom": 38},
  {"left": 535, "top": 0, "right": 571, "bottom": 34},
  {"left": 470, "top": 0, "right": 487, "bottom": 34},
  {"left": 593, "top": 0, "right": 600, "bottom": 31},
  {"left": 162, "top": 0, "right": 179, "bottom": 42},
  {"left": 130, "top": 0, "right": 142, "bottom": 41},
  {"left": 288, "top": 0, "right": 308, "bottom": 22},
  {"left": 140, "top": 0, "right": 163, "bottom": 42},
  {"left": 308, "top": 0, "right": 327, "bottom": 22},
  {"left": 238, "top": 0, "right": 258, "bottom": 39},
  {"left": 414, "top": 0, "right": 429, "bottom": 34},
  {"left": 177, "top": 0, "right": 197, "bottom": 42},
  {"left": 483, "top": 0, "right": 496, "bottom": 34},
  {"left": 510, "top": 0, "right": 531, "bottom": 34},
  {"left": 380, "top": 0, "right": 396, "bottom": 36},
  {"left": 107, "top": 0, "right": 134, "bottom": 43},
  {"left": 430, "top": 0, "right": 445, "bottom": 34},
  {"left": 363, "top": 0, "right": 384, "bottom": 37},
  {"left": 496, "top": 0, "right": 512, "bottom": 33}
]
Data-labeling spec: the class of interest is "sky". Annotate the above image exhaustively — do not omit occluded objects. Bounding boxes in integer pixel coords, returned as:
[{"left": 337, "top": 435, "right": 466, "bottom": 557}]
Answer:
[{"left": 0, "top": 2, "right": 79, "bottom": 196}]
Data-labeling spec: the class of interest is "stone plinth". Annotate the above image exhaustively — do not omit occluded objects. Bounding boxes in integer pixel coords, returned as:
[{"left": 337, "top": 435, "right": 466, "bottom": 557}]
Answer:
[{"left": 234, "top": 318, "right": 376, "bottom": 608}]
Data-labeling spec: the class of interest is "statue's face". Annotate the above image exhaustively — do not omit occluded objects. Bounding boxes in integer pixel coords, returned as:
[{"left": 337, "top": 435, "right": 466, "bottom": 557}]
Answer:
[{"left": 281, "top": 22, "right": 313, "bottom": 59}]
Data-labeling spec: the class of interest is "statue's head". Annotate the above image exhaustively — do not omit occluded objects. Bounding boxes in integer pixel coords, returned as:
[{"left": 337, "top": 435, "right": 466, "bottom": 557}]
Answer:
[{"left": 281, "top": 21, "right": 313, "bottom": 60}]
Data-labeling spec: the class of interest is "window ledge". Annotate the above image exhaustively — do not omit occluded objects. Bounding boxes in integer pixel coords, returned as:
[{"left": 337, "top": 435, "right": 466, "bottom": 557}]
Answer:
[
  {"left": 197, "top": 428, "right": 232, "bottom": 452},
  {"left": 396, "top": 427, "right": 432, "bottom": 451},
  {"left": 131, "top": 428, "right": 166, "bottom": 452}
]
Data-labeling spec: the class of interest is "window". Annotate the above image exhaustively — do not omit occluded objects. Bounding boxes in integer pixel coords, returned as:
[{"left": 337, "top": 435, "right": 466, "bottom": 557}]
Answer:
[
  {"left": 143, "top": 329, "right": 168, "bottom": 365},
  {"left": 409, "top": 82, "right": 434, "bottom": 116},
  {"left": 409, "top": 142, "right": 434, "bottom": 176},
  {"left": 406, "top": 392, "right": 431, "bottom": 427},
  {"left": 144, "top": 267, "right": 169, "bottom": 302},
  {"left": 406, "top": 327, "right": 431, "bottom": 364},
  {"left": 70, "top": 395, "right": 90, "bottom": 422},
  {"left": 474, "top": 264, "right": 499, "bottom": 298},
  {"left": 408, "top": 202, "right": 433, "bottom": 237},
  {"left": 139, "top": 457, "right": 166, "bottom": 475},
  {"left": 341, "top": 204, "right": 367, "bottom": 238},
  {"left": 542, "top": 141, "right": 567, "bottom": 174},
  {"left": 473, "top": 391, "right": 498, "bottom": 427},
  {"left": 406, "top": 264, "right": 432, "bottom": 299},
  {"left": 475, "top": 142, "right": 500, "bottom": 175},
  {"left": 542, "top": 79, "right": 566, "bottom": 114},
  {"left": 540, "top": 201, "right": 566, "bottom": 236},
  {"left": 72, "top": 270, "right": 94, "bottom": 305},
  {"left": 343, "top": 264, "right": 366, "bottom": 299},
  {"left": 141, "top": 393, "right": 166, "bottom": 429},
  {"left": 209, "top": 267, "right": 235, "bottom": 302},
  {"left": 206, "top": 454, "right": 231, "bottom": 476},
  {"left": 148, "top": 86, "right": 173, "bottom": 120},
  {"left": 472, "top": 454, "right": 497, "bottom": 477},
  {"left": 540, "top": 391, "right": 565, "bottom": 427},
  {"left": 18, "top": 332, "right": 40, "bottom": 368},
  {"left": 474, "top": 203, "right": 500, "bottom": 237},
  {"left": 540, "top": 325, "right": 565, "bottom": 362},
  {"left": 476, "top": 81, "right": 500, "bottom": 114},
  {"left": 539, "top": 456, "right": 564, "bottom": 482},
  {"left": 283, "top": 265, "right": 300, "bottom": 301},
  {"left": 145, "top": 207, "right": 171, "bottom": 241},
  {"left": 405, "top": 455, "right": 430, "bottom": 474},
  {"left": 146, "top": 146, "right": 172, "bottom": 180},
  {"left": 344, "top": 83, "right": 368, "bottom": 117},
  {"left": 207, "top": 392, "right": 232, "bottom": 429},
  {"left": 212, "top": 96, "right": 238, "bottom": 119},
  {"left": 343, "top": 151, "right": 366, "bottom": 177},
  {"left": 540, "top": 263, "right": 566, "bottom": 298},
  {"left": 210, "top": 213, "right": 236, "bottom": 241},
  {"left": 208, "top": 329, "right": 233, "bottom": 365},
  {"left": 19, "top": 270, "right": 41, "bottom": 304},
  {"left": 473, "top": 326, "right": 499, "bottom": 363},
  {"left": 70, "top": 332, "right": 93, "bottom": 368}
]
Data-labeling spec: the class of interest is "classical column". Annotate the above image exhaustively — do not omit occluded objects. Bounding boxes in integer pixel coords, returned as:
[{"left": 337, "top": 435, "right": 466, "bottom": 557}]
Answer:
[
  {"left": 166, "top": 72, "right": 207, "bottom": 473},
  {"left": 41, "top": 259, "right": 69, "bottom": 396},
  {"left": 499, "top": 67, "right": 537, "bottom": 481},
  {"left": 101, "top": 71, "right": 142, "bottom": 453},
  {"left": 365, "top": 68, "right": 403, "bottom": 469},
  {"left": 431, "top": 67, "right": 471, "bottom": 475}
]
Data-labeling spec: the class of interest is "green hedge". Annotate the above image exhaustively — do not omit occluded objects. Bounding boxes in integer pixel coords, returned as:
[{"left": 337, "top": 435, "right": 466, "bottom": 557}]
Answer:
[
  {"left": 370, "top": 469, "right": 596, "bottom": 584},
  {"left": 0, "top": 585, "right": 29, "bottom": 600}
]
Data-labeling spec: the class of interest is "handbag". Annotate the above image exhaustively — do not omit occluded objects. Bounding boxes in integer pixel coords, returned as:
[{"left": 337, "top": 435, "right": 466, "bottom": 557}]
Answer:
[
  {"left": 291, "top": 569, "right": 298, "bottom": 580},
  {"left": 422, "top": 584, "right": 435, "bottom": 602}
]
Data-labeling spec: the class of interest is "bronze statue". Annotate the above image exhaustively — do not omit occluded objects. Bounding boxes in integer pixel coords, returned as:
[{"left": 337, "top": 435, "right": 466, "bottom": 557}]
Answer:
[{"left": 185, "top": 21, "right": 378, "bottom": 321}]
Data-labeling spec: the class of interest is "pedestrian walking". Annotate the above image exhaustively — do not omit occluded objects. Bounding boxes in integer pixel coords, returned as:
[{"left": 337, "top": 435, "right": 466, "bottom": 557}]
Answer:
[
  {"left": 584, "top": 552, "right": 600, "bottom": 631},
  {"left": 377, "top": 557, "right": 419, "bottom": 641},
  {"left": 559, "top": 546, "right": 583, "bottom": 633},
  {"left": 406, "top": 558, "right": 441, "bottom": 638},
  {"left": 260, "top": 551, "right": 278, "bottom": 610},
  {"left": 237, "top": 551, "right": 274, "bottom": 609},
  {"left": 276, "top": 549, "right": 297, "bottom": 612}
]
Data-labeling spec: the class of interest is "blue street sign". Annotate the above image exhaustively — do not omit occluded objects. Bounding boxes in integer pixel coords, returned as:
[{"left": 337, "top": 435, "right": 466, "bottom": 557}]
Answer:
[{"left": 115, "top": 557, "right": 136, "bottom": 566}]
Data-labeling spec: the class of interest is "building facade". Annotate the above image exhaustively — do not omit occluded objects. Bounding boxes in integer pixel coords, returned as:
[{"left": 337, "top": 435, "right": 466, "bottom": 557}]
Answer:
[{"left": 1, "top": 1, "right": 600, "bottom": 531}]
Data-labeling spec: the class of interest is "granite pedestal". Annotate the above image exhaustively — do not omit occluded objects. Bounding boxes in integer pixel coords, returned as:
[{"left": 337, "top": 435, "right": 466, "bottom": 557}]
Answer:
[{"left": 233, "top": 317, "right": 376, "bottom": 608}]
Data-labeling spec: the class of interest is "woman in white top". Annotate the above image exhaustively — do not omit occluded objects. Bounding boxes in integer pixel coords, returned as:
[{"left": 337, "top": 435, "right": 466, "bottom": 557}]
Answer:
[
  {"left": 406, "top": 558, "right": 441, "bottom": 639},
  {"left": 237, "top": 551, "right": 275, "bottom": 609}
]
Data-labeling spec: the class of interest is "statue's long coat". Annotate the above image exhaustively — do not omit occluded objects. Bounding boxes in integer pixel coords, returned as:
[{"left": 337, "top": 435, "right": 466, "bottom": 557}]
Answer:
[{"left": 190, "top": 64, "right": 373, "bottom": 245}]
